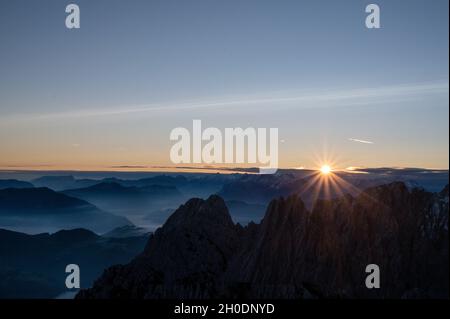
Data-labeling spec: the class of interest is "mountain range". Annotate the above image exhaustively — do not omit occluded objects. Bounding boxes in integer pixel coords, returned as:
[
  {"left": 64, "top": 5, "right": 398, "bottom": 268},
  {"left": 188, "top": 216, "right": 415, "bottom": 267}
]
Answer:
[
  {"left": 0, "top": 187, "right": 131, "bottom": 234},
  {"left": 77, "top": 182, "right": 449, "bottom": 299},
  {"left": 0, "top": 227, "right": 149, "bottom": 298},
  {"left": 0, "top": 179, "right": 34, "bottom": 190},
  {"left": 1, "top": 169, "right": 448, "bottom": 233}
]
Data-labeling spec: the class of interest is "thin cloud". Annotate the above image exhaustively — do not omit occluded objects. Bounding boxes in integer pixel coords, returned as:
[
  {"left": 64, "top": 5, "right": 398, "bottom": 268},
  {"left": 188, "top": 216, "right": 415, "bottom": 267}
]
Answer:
[
  {"left": 348, "top": 138, "right": 374, "bottom": 144},
  {"left": 2, "top": 81, "right": 448, "bottom": 122}
]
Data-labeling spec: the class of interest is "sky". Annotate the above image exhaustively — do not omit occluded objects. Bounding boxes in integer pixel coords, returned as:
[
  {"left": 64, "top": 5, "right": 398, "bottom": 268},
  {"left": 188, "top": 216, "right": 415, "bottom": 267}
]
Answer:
[{"left": 0, "top": 0, "right": 448, "bottom": 170}]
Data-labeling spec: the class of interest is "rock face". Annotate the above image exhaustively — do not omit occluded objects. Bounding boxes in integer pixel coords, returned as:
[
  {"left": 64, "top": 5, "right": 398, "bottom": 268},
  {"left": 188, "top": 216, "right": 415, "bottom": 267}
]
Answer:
[
  {"left": 230, "top": 182, "right": 449, "bottom": 298},
  {"left": 78, "top": 195, "right": 239, "bottom": 298},
  {"left": 78, "top": 183, "right": 449, "bottom": 299}
]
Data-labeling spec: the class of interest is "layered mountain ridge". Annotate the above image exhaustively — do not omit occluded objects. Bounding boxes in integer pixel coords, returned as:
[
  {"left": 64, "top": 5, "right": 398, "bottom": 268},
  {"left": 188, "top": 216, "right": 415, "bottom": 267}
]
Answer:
[
  {"left": 0, "top": 187, "right": 131, "bottom": 234},
  {"left": 0, "top": 227, "right": 149, "bottom": 298}
]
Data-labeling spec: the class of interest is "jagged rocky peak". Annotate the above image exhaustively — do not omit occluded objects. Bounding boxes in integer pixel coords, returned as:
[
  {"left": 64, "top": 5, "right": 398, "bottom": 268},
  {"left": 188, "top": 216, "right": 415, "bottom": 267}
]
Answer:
[
  {"left": 360, "top": 181, "right": 423, "bottom": 207},
  {"left": 262, "top": 194, "right": 308, "bottom": 225},
  {"left": 159, "top": 194, "right": 235, "bottom": 232},
  {"left": 143, "top": 195, "right": 240, "bottom": 265},
  {"left": 78, "top": 182, "right": 449, "bottom": 299},
  {"left": 231, "top": 182, "right": 449, "bottom": 298},
  {"left": 78, "top": 195, "right": 240, "bottom": 299}
]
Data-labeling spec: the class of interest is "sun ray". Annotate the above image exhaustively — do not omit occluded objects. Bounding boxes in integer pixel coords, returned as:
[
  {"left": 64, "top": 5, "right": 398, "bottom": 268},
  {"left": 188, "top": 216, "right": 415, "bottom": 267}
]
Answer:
[{"left": 297, "top": 153, "right": 378, "bottom": 210}]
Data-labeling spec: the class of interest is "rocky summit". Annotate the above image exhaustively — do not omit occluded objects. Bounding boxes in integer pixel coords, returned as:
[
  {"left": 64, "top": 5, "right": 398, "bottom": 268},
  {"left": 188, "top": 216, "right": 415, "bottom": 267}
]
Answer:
[{"left": 77, "top": 182, "right": 449, "bottom": 299}]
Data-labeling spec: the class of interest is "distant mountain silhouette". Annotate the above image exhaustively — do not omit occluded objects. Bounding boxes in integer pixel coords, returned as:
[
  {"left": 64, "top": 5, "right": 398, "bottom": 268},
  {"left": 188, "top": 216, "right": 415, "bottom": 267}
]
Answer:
[
  {"left": 78, "top": 182, "right": 449, "bottom": 299},
  {"left": 218, "top": 170, "right": 449, "bottom": 208},
  {"left": 0, "top": 228, "right": 148, "bottom": 298},
  {"left": 32, "top": 175, "right": 99, "bottom": 191},
  {"left": 62, "top": 182, "right": 184, "bottom": 219},
  {"left": 65, "top": 182, "right": 143, "bottom": 196},
  {"left": 0, "top": 179, "right": 34, "bottom": 190},
  {"left": 65, "top": 181, "right": 182, "bottom": 197},
  {"left": 102, "top": 175, "right": 188, "bottom": 188},
  {"left": 100, "top": 174, "right": 233, "bottom": 199},
  {"left": 0, "top": 187, "right": 90, "bottom": 210},
  {"left": 0, "top": 187, "right": 131, "bottom": 234},
  {"left": 219, "top": 175, "right": 285, "bottom": 204},
  {"left": 103, "top": 225, "right": 151, "bottom": 238},
  {"left": 141, "top": 208, "right": 176, "bottom": 229}
]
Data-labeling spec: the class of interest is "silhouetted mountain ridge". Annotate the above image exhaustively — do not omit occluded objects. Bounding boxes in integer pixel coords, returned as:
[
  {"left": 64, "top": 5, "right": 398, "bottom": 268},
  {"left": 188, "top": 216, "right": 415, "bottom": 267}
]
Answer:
[
  {"left": 103, "top": 225, "right": 151, "bottom": 238},
  {"left": 78, "top": 182, "right": 449, "bottom": 299},
  {"left": 0, "top": 179, "right": 34, "bottom": 190},
  {"left": 65, "top": 182, "right": 141, "bottom": 195},
  {"left": 0, "top": 228, "right": 149, "bottom": 298},
  {"left": 0, "top": 187, "right": 131, "bottom": 234},
  {"left": 0, "top": 187, "right": 91, "bottom": 211}
]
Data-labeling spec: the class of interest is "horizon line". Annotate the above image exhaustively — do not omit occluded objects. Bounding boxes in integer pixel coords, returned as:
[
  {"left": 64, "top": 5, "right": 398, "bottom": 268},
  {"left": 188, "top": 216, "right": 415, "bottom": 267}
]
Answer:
[{"left": 0, "top": 166, "right": 448, "bottom": 174}]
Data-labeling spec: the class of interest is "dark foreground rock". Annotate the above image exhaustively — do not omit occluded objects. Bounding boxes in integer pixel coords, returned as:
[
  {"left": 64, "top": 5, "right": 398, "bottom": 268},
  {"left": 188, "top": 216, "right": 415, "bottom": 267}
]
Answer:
[{"left": 77, "top": 183, "right": 449, "bottom": 299}]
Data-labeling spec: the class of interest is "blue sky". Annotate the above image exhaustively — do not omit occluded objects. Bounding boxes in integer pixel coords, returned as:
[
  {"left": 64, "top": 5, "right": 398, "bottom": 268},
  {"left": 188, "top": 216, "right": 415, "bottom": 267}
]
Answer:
[{"left": 0, "top": 0, "right": 448, "bottom": 169}]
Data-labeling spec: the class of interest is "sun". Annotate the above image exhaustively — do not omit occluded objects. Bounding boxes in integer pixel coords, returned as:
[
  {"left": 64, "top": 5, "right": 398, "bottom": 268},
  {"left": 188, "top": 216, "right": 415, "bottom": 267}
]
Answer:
[{"left": 320, "top": 165, "right": 332, "bottom": 175}]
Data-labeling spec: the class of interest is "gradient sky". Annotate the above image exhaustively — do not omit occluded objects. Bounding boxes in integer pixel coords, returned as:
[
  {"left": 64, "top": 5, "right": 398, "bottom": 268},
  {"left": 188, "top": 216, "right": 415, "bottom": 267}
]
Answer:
[{"left": 0, "top": 0, "right": 448, "bottom": 170}]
